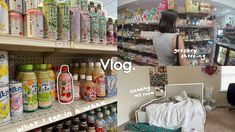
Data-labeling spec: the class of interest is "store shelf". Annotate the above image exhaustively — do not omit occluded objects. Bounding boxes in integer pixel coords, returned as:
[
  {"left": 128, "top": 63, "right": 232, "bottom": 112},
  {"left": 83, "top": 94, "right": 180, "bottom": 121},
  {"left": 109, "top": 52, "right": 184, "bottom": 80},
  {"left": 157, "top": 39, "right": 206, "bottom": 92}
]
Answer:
[
  {"left": 68, "top": 96, "right": 117, "bottom": 115},
  {"left": 184, "top": 39, "right": 213, "bottom": 42},
  {"left": 0, "top": 102, "right": 73, "bottom": 132},
  {"left": 0, "top": 96, "right": 117, "bottom": 132},
  {"left": 177, "top": 26, "right": 213, "bottom": 29},
  {"left": 0, "top": 35, "right": 117, "bottom": 54},
  {"left": 119, "top": 21, "right": 159, "bottom": 26},
  {"left": 118, "top": 45, "right": 157, "bottom": 58},
  {"left": 178, "top": 12, "right": 211, "bottom": 18},
  {"left": 118, "top": 55, "right": 157, "bottom": 66}
]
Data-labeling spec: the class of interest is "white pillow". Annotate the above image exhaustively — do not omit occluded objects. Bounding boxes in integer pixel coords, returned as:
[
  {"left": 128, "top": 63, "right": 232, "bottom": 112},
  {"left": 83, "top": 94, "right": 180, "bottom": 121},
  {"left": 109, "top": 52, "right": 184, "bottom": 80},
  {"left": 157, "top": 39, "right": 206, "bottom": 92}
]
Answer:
[{"left": 180, "top": 90, "right": 188, "bottom": 100}]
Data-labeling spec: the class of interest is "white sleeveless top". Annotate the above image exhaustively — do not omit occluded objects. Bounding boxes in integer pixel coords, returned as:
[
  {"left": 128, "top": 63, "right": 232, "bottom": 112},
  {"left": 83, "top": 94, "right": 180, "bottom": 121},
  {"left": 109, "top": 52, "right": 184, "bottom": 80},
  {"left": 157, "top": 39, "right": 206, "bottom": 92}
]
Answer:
[{"left": 153, "top": 32, "right": 177, "bottom": 66}]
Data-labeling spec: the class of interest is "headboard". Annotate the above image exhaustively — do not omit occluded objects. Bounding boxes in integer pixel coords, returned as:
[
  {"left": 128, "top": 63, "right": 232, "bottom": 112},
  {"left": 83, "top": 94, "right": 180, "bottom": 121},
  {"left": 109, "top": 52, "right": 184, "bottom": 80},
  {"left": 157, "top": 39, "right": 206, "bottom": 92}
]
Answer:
[{"left": 165, "top": 83, "right": 204, "bottom": 103}]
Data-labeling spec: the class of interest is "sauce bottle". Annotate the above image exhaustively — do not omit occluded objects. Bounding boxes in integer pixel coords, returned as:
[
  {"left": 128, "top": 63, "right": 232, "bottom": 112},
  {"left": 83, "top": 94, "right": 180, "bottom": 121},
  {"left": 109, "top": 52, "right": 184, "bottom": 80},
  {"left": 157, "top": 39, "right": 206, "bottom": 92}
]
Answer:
[
  {"left": 73, "top": 74, "right": 81, "bottom": 100},
  {"left": 57, "top": 65, "right": 73, "bottom": 104},
  {"left": 79, "top": 63, "right": 87, "bottom": 75},
  {"left": 82, "top": 75, "right": 96, "bottom": 102},
  {"left": 22, "top": 64, "right": 38, "bottom": 112},
  {"left": 37, "top": 64, "right": 51, "bottom": 109},
  {"left": 86, "top": 62, "right": 94, "bottom": 76},
  {"left": 79, "top": 74, "right": 86, "bottom": 99},
  {"left": 92, "top": 62, "right": 106, "bottom": 98},
  {"left": 47, "top": 64, "right": 56, "bottom": 101}
]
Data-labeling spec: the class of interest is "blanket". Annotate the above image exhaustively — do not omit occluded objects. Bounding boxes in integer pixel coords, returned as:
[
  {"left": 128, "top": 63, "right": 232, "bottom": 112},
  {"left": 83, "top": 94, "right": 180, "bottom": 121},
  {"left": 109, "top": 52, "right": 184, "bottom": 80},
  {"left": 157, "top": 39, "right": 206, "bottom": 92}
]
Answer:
[{"left": 146, "top": 98, "right": 206, "bottom": 130}]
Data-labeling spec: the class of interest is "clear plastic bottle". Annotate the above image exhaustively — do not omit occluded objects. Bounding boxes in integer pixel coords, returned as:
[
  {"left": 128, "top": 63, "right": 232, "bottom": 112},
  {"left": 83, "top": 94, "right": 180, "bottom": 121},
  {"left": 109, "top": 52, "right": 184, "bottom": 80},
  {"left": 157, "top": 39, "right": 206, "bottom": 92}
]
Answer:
[
  {"left": 73, "top": 74, "right": 81, "bottom": 100},
  {"left": 87, "top": 123, "right": 96, "bottom": 132},
  {"left": 79, "top": 63, "right": 87, "bottom": 75},
  {"left": 104, "top": 110, "right": 114, "bottom": 132},
  {"left": 73, "top": 63, "right": 79, "bottom": 75},
  {"left": 86, "top": 62, "right": 94, "bottom": 76},
  {"left": 71, "top": 119, "right": 79, "bottom": 132},
  {"left": 82, "top": 75, "right": 96, "bottom": 102},
  {"left": 37, "top": 64, "right": 51, "bottom": 109},
  {"left": 111, "top": 107, "right": 117, "bottom": 132},
  {"left": 95, "top": 119, "right": 105, "bottom": 132},
  {"left": 95, "top": 107, "right": 102, "bottom": 119},
  {"left": 87, "top": 110, "right": 95, "bottom": 124},
  {"left": 97, "top": 112, "right": 106, "bottom": 130},
  {"left": 92, "top": 62, "right": 106, "bottom": 98}
]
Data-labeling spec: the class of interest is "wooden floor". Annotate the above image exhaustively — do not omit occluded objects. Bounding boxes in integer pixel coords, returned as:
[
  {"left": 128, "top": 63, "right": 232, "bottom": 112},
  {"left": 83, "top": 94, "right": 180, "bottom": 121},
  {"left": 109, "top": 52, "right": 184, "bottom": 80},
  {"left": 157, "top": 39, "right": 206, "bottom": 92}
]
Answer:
[{"left": 118, "top": 108, "right": 235, "bottom": 132}]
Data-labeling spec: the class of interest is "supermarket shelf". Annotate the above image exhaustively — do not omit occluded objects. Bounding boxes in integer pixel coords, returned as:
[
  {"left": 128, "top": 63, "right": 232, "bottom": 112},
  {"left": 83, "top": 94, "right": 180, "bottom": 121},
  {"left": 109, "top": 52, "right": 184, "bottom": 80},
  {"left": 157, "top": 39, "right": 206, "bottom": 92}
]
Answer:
[
  {"left": 68, "top": 96, "right": 117, "bottom": 115},
  {"left": 118, "top": 55, "right": 157, "bottom": 66},
  {"left": 0, "top": 96, "right": 117, "bottom": 132},
  {"left": 118, "top": 45, "right": 157, "bottom": 58},
  {"left": 119, "top": 21, "right": 159, "bottom": 26},
  {"left": 184, "top": 39, "right": 213, "bottom": 42},
  {"left": 177, "top": 26, "right": 213, "bottom": 29},
  {"left": 0, "top": 102, "right": 73, "bottom": 132},
  {"left": 118, "top": 36, "right": 152, "bottom": 41},
  {"left": 178, "top": 12, "right": 210, "bottom": 18},
  {"left": 0, "top": 35, "right": 117, "bottom": 54}
]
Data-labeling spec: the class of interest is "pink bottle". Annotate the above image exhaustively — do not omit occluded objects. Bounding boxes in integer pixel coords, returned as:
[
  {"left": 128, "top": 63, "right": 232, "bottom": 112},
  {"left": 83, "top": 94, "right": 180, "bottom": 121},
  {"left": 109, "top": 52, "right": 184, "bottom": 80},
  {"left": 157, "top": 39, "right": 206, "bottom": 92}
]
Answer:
[{"left": 57, "top": 65, "right": 74, "bottom": 104}]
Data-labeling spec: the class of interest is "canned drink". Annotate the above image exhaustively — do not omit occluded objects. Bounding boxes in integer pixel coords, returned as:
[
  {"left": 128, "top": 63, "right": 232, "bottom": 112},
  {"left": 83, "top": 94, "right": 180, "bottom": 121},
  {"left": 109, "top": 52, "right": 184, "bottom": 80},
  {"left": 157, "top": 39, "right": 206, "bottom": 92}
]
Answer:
[
  {"left": 25, "top": 9, "right": 44, "bottom": 38},
  {"left": 42, "top": 0, "right": 57, "bottom": 40},
  {"left": 0, "top": 0, "right": 9, "bottom": 35},
  {"left": 9, "top": 11, "right": 23, "bottom": 36},
  {"left": 0, "top": 85, "right": 10, "bottom": 126},
  {"left": 71, "top": 8, "right": 81, "bottom": 43},
  {"left": 8, "top": 0, "right": 23, "bottom": 13},
  {"left": 90, "top": 13, "right": 99, "bottom": 43},
  {"left": 0, "top": 51, "right": 9, "bottom": 85},
  {"left": 57, "top": 2, "right": 71, "bottom": 40},
  {"left": 25, "top": 0, "right": 40, "bottom": 11},
  {"left": 81, "top": 11, "right": 90, "bottom": 42},
  {"left": 9, "top": 81, "right": 23, "bottom": 116},
  {"left": 99, "top": 16, "right": 106, "bottom": 44}
]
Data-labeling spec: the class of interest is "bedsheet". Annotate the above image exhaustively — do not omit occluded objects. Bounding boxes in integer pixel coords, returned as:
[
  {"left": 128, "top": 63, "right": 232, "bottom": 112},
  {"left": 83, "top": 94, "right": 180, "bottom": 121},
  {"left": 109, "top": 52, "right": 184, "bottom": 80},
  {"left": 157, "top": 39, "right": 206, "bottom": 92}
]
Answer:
[{"left": 146, "top": 98, "right": 206, "bottom": 130}]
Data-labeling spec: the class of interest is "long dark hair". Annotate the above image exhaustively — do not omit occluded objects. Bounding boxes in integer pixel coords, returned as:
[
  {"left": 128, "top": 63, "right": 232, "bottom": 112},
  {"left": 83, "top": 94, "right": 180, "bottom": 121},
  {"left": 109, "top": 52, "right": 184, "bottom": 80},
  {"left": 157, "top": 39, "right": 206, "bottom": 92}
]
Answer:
[{"left": 158, "top": 10, "right": 178, "bottom": 33}]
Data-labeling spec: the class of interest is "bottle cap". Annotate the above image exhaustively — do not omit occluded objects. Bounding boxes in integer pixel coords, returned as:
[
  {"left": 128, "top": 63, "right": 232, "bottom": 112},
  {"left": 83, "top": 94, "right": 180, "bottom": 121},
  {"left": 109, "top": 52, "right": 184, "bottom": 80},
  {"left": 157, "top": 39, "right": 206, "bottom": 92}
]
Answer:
[
  {"left": 81, "top": 63, "right": 86, "bottom": 67},
  {"left": 40, "top": 64, "right": 47, "bottom": 70},
  {"left": 95, "top": 62, "right": 101, "bottom": 67},
  {"left": 98, "top": 112, "right": 103, "bottom": 118},
  {"left": 25, "top": 65, "right": 33, "bottom": 71},
  {"left": 96, "top": 108, "right": 101, "bottom": 112},
  {"left": 62, "top": 66, "right": 69, "bottom": 72},
  {"left": 80, "top": 74, "right": 86, "bottom": 80},
  {"left": 46, "top": 64, "right": 52, "bottom": 70},
  {"left": 33, "top": 64, "right": 40, "bottom": 71},
  {"left": 90, "top": 110, "right": 95, "bottom": 114},
  {"left": 88, "top": 62, "right": 94, "bottom": 67},
  {"left": 105, "top": 110, "right": 110, "bottom": 115},
  {"left": 103, "top": 106, "right": 107, "bottom": 109},
  {"left": 73, "top": 74, "right": 78, "bottom": 81},
  {"left": 86, "top": 75, "right": 92, "bottom": 81}
]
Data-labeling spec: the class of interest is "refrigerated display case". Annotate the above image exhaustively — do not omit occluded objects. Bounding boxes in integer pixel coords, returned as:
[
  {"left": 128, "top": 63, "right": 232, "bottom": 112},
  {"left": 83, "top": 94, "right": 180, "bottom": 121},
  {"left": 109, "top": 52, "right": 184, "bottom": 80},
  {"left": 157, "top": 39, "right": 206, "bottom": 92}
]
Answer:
[{"left": 215, "top": 43, "right": 235, "bottom": 66}]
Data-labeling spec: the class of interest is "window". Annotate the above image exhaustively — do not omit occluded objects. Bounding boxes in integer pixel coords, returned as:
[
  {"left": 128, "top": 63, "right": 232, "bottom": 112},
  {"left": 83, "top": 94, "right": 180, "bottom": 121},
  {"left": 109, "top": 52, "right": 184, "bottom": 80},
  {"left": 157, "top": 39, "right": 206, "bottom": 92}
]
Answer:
[{"left": 221, "top": 66, "right": 235, "bottom": 91}]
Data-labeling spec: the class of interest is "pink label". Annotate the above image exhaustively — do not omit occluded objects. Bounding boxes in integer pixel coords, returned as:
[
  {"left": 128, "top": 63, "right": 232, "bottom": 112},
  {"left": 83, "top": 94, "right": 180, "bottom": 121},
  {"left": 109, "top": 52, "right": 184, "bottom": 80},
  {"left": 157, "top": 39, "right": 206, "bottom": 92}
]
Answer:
[
  {"left": 83, "top": 86, "right": 96, "bottom": 102},
  {"left": 59, "top": 79, "right": 72, "bottom": 103}
]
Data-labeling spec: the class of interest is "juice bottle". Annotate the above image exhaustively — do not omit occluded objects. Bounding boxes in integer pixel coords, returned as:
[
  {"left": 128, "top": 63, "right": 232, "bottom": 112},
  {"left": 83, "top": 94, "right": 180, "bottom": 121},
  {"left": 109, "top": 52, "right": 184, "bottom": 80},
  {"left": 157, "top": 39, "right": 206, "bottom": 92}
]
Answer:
[
  {"left": 87, "top": 110, "right": 95, "bottom": 124},
  {"left": 82, "top": 75, "right": 96, "bottom": 102},
  {"left": 79, "top": 74, "right": 86, "bottom": 99},
  {"left": 92, "top": 62, "right": 106, "bottom": 98},
  {"left": 111, "top": 107, "right": 117, "bottom": 132},
  {"left": 0, "top": 0, "right": 9, "bottom": 34},
  {"left": 57, "top": 65, "right": 73, "bottom": 104},
  {"left": 22, "top": 64, "right": 38, "bottom": 112},
  {"left": 47, "top": 64, "right": 56, "bottom": 101},
  {"left": 97, "top": 112, "right": 106, "bottom": 130},
  {"left": 95, "top": 119, "right": 105, "bottom": 132},
  {"left": 73, "top": 63, "right": 79, "bottom": 75},
  {"left": 37, "top": 64, "right": 51, "bottom": 109},
  {"left": 73, "top": 74, "right": 81, "bottom": 100},
  {"left": 86, "top": 62, "right": 94, "bottom": 76},
  {"left": 16, "top": 65, "right": 25, "bottom": 81},
  {"left": 104, "top": 110, "right": 114, "bottom": 132},
  {"left": 79, "top": 63, "right": 87, "bottom": 75}
]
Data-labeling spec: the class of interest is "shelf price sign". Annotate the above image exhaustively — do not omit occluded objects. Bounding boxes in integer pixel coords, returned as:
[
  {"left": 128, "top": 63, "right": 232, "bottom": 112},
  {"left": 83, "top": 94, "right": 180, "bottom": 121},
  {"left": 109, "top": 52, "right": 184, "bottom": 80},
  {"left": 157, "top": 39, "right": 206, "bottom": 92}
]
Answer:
[{"left": 56, "top": 41, "right": 71, "bottom": 48}]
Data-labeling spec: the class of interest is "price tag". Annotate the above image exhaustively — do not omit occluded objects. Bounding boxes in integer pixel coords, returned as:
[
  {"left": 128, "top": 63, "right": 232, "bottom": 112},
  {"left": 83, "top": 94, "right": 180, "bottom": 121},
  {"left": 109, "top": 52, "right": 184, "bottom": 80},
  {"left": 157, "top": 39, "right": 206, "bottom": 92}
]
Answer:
[{"left": 56, "top": 41, "right": 71, "bottom": 48}]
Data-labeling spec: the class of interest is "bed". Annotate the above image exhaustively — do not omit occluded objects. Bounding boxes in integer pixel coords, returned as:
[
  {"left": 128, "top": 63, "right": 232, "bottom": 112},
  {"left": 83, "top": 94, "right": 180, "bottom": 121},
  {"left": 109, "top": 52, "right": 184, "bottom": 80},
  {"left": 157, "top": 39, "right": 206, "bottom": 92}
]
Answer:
[{"left": 135, "top": 83, "right": 205, "bottom": 132}]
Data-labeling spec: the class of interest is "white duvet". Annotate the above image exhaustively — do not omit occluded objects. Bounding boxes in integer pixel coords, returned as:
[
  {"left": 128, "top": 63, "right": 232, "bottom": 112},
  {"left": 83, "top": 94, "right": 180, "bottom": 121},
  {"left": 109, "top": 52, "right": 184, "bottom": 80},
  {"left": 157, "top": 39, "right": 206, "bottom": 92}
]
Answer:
[{"left": 146, "top": 98, "right": 206, "bottom": 130}]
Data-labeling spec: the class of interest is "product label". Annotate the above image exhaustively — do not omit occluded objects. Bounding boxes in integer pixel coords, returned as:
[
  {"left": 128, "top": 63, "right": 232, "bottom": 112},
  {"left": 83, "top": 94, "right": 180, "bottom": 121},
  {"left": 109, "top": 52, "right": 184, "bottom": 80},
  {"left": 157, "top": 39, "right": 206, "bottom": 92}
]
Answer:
[
  {"left": 0, "top": 51, "right": 9, "bottom": 85},
  {"left": 90, "top": 16, "right": 99, "bottom": 43},
  {"left": 9, "top": 13, "right": 23, "bottom": 36},
  {"left": 74, "top": 82, "right": 81, "bottom": 100},
  {"left": 50, "top": 79, "right": 56, "bottom": 101},
  {"left": 99, "top": 18, "right": 106, "bottom": 43},
  {"left": 25, "top": 0, "right": 39, "bottom": 11},
  {"left": 93, "top": 76, "right": 106, "bottom": 97},
  {"left": 0, "top": 86, "right": 10, "bottom": 125},
  {"left": 57, "top": 3, "right": 70, "bottom": 40},
  {"left": 80, "top": 0, "right": 88, "bottom": 11},
  {"left": 83, "top": 85, "right": 96, "bottom": 101},
  {"left": 81, "top": 11, "right": 90, "bottom": 42},
  {"left": 38, "top": 79, "right": 51, "bottom": 108},
  {"left": 42, "top": 2, "right": 57, "bottom": 39},
  {"left": 10, "top": 83, "right": 23, "bottom": 115},
  {"left": 22, "top": 80, "right": 38, "bottom": 111},
  {"left": 9, "top": 0, "right": 23, "bottom": 13},
  {"left": 71, "top": 8, "right": 81, "bottom": 42},
  {"left": 0, "top": 5, "right": 9, "bottom": 34},
  {"left": 59, "top": 80, "right": 72, "bottom": 103}
]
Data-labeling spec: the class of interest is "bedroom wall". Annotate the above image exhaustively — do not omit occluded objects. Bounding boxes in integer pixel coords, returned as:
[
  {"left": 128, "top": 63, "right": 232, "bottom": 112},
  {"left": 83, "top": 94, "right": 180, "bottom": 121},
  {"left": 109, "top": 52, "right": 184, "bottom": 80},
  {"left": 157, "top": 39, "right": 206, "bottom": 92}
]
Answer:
[
  {"left": 117, "top": 66, "right": 154, "bottom": 126},
  {"left": 167, "top": 67, "right": 228, "bottom": 106}
]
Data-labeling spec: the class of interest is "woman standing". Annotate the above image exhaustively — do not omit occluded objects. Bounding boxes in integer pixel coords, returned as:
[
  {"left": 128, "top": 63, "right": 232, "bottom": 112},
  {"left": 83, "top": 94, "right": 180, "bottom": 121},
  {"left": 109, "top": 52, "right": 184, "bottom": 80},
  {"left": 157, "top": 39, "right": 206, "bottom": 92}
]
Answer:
[{"left": 153, "top": 10, "right": 189, "bottom": 66}]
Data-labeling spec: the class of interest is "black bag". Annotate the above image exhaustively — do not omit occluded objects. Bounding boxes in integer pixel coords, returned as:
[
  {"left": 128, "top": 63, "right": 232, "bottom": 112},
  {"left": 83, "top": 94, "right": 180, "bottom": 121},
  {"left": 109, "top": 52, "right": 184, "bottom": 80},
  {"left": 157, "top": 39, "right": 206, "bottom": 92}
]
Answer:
[{"left": 175, "top": 35, "right": 180, "bottom": 66}]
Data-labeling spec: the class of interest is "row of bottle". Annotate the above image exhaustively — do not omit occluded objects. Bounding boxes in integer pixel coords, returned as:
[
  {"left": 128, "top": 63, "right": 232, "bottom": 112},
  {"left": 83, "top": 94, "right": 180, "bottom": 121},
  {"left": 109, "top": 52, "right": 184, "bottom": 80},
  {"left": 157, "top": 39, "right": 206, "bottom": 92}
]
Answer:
[{"left": 30, "top": 104, "right": 118, "bottom": 132}]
